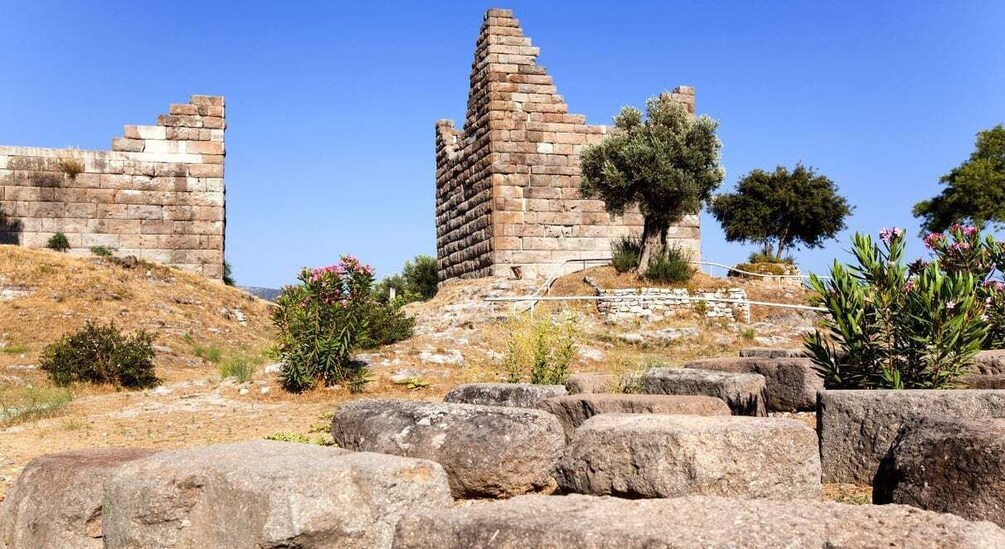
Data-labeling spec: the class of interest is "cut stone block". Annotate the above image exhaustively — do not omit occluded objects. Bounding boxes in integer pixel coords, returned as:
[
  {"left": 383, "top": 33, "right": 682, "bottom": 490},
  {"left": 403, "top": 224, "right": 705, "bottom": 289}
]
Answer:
[
  {"left": 443, "top": 382, "right": 566, "bottom": 408},
  {"left": 331, "top": 399, "right": 565, "bottom": 498},
  {"left": 555, "top": 414, "right": 820, "bottom": 499},
  {"left": 818, "top": 389, "right": 1005, "bottom": 484},
  {"left": 102, "top": 441, "right": 451, "bottom": 549},
  {"left": 393, "top": 494, "right": 1005, "bottom": 548},
  {"left": 642, "top": 367, "right": 767, "bottom": 416},
  {"left": 874, "top": 417, "right": 1005, "bottom": 527},
  {"left": 683, "top": 356, "right": 823, "bottom": 412},
  {"left": 565, "top": 372, "right": 619, "bottom": 394},
  {"left": 738, "top": 347, "right": 807, "bottom": 358},
  {"left": 974, "top": 350, "right": 1005, "bottom": 375},
  {"left": 0, "top": 448, "right": 158, "bottom": 549},
  {"left": 537, "top": 393, "right": 731, "bottom": 440},
  {"left": 963, "top": 374, "right": 1005, "bottom": 389}
]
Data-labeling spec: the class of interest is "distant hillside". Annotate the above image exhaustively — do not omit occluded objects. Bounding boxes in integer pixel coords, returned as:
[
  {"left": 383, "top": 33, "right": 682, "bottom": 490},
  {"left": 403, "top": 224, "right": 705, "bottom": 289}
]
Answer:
[{"left": 239, "top": 286, "right": 283, "bottom": 302}]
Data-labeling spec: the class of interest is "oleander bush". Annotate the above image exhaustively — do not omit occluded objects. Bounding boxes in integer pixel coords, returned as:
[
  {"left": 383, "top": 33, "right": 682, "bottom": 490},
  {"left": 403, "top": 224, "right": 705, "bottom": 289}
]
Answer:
[
  {"left": 806, "top": 228, "right": 986, "bottom": 389},
  {"left": 273, "top": 255, "right": 413, "bottom": 392}
]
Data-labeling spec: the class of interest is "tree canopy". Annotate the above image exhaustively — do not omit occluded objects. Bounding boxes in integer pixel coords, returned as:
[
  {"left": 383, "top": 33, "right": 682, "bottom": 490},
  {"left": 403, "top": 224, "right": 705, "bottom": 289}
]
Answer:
[
  {"left": 913, "top": 125, "right": 1005, "bottom": 233},
  {"left": 579, "top": 93, "right": 724, "bottom": 272},
  {"left": 709, "top": 164, "right": 852, "bottom": 260}
]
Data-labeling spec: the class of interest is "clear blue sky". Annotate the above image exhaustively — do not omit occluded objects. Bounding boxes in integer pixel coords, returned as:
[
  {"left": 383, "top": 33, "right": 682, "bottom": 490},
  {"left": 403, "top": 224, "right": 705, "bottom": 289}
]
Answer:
[{"left": 2, "top": 1, "right": 1003, "bottom": 287}]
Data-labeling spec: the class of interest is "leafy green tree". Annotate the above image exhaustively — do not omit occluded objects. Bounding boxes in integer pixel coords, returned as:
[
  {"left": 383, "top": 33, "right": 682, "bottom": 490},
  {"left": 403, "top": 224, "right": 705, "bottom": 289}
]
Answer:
[
  {"left": 913, "top": 125, "right": 1005, "bottom": 233},
  {"left": 710, "top": 164, "right": 852, "bottom": 261},
  {"left": 580, "top": 93, "right": 724, "bottom": 273},
  {"left": 401, "top": 255, "right": 438, "bottom": 300}
]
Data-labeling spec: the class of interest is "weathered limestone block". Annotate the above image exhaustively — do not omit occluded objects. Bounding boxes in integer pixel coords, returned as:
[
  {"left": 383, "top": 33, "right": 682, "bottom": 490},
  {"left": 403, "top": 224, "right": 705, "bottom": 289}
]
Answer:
[
  {"left": 874, "top": 417, "right": 1005, "bottom": 526},
  {"left": 443, "top": 382, "right": 566, "bottom": 408},
  {"left": 538, "top": 393, "right": 731, "bottom": 440},
  {"left": 0, "top": 448, "right": 159, "bottom": 549},
  {"left": 738, "top": 347, "right": 807, "bottom": 358},
  {"left": 330, "top": 399, "right": 565, "bottom": 498},
  {"left": 565, "top": 372, "right": 619, "bottom": 394},
  {"left": 974, "top": 350, "right": 1005, "bottom": 375},
  {"left": 642, "top": 367, "right": 767, "bottom": 416},
  {"left": 555, "top": 414, "right": 820, "bottom": 499},
  {"left": 963, "top": 374, "right": 1005, "bottom": 389},
  {"left": 818, "top": 389, "right": 1005, "bottom": 484},
  {"left": 683, "top": 356, "right": 823, "bottom": 412},
  {"left": 102, "top": 441, "right": 451, "bottom": 549},
  {"left": 393, "top": 494, "right": 1005, "bottom": 548}
]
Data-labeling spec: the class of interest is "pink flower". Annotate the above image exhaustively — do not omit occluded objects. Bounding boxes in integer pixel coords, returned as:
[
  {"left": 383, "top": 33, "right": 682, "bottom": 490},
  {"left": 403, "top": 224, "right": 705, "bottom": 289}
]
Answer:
[
  {"left": 923, "top": 233, "right": 944, "bottom": 249},
  {"left": 904, "top": 280, "right": 915, "bottom": 292},
  {"left": 963, "top": 225, "right": 979, "bottom": 237},
  {"left": 879, "top": 227, "right": 904, "bottom": 244}
]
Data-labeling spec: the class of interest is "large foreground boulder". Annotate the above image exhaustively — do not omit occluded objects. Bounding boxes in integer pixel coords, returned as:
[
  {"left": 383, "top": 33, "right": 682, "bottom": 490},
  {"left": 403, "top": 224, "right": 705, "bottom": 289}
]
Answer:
[
  {"left": 874, "top": 417, "right": 1005, "bottom": 527},
  {"left": 642, "top": 367, "right": 767, "bottom": 416},
  {"left": 819, "top": 389, "right": 1005, "bottom": 484},
  {"left": 102, "top": 441, "right": 451, "bottom": 548},
  {"left": 443, "top": 382, "right": 565, "bottom": 408},
  {"left": 555, "top": 414, "right": 820, "bottom": 499},
  {"left": 393, "top": 494, "right": 1005, "bottom": 548},
  {"left": 331, "top": 399, "right": 565, "bottom": 498},
  {"left": 0, "top": 448, "right": 158, "bottom": 549},
  {"left": 683, "top": 356, "right": 823, "bottom": 412},
  {"left": 538, "top": 393, "right": 731, "bottom": 441}
]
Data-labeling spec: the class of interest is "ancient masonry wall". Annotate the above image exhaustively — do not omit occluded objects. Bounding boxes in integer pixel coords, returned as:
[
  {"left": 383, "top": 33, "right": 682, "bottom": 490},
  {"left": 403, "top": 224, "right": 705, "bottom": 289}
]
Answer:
[
  {"left": 435, "top": 8, "right": 701, "bottom": 282},
  {"left": 585, "top": 277, "right": 750, "bottom": 323},
  {"left": 0, "top": 96, "right": 226, "bottom": 279}
]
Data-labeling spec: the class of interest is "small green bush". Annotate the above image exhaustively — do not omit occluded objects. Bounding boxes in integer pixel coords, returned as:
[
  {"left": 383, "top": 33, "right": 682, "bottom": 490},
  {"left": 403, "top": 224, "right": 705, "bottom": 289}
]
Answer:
[
  {"left": 747, "top": 252, "right": 794, "bottom": 264},
  {"left": 360, "top": 300, "right": 416, "bottom": 349},
  {"left": 375, "top": 255, "right": 439, "bottom": 303},
  {"left": 193, "top": 344, "right": 223, "bottom": 364},
  {"left": 642, "top": 245, "right": 695, "bottom": 283},
  {"left": 223, "top": 261, "right": 235, "bottom": 286},
  {"left": 611, "top": 235, "right": 642, "bottom": 273},
  {"left": 503, "top": 313, "right": 576, "bottom": 385},
  {"left": 40, "top": 322, "right": 159, "bottom": 388},
  {"left": 219, "top": 353, "right": 259, "bottom": 382},
  {"left": 46, "top": 233, "right": 70, "bottom": 252},
  {"left": 90, "top": 245, "right": 115, "bottom": 257}
]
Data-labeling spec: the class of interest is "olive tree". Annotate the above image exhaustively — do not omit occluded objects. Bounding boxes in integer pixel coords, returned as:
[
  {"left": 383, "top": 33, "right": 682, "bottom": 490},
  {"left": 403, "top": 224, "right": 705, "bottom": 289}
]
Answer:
[{"left": 579, "top": 93, "right": 724, "bottom": 273}]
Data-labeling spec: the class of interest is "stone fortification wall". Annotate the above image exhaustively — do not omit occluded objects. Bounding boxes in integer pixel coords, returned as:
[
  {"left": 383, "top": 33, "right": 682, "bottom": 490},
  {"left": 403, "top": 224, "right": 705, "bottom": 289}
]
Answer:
[
  {"left": 0, "top": 95, "right": 226, "bottom": 278},
  {"left": 435, "top": 9, "right": 700, "bottom": 282}
]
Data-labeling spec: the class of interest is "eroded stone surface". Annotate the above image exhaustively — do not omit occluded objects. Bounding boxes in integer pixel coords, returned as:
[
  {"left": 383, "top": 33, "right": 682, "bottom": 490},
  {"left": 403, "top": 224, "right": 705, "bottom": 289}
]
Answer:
[
  {"left": 0, "top": 448, "right": 158, "bottom": 549},
  {"left": 875, "top": 417, "right": 1005, "bottom": 527},
  {"left": 642, "top": 367, "right": 767, "bottom": 416},
  {"left": 443, "top": 382, "right": 566, "bottom": 408},
  {"left": 538, "top": 393, "right": 730, "bottom": 440},
  {"left": 819, "top": 389, "right": 1005, "bottom": 484},
  {"left": 102, "top": 441, "right": 451, "bottom": 548},
  {"left": 393, "top": 494, "right": 1005, "bottom": 548},
  {"left": 565, "top": 372, "right": 620, "bottom": 394},
  {"left": 738, "top": 347, "right": 807, "bottom": 358},
  {"left": 682, "top": 356, "right": 823, "bottom": 412},
  {"left": 555, "top": 414, "right": 821, "bottom": 499},
  {"left": 331, "top": 398, "right": 565, "bottom": 498}
]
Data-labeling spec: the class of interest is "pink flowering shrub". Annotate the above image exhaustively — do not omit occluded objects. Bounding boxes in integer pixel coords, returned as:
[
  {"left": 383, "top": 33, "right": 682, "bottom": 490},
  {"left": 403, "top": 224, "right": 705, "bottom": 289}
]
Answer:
[
  {"left": 806, "top": 229, "right": 986, "bottom": 389},
  {"left": 922, "top": 225, "right": 1005, "bottom": 349},
  {"left": 273, "top": 255, "right": 413, "bottom": 392}
]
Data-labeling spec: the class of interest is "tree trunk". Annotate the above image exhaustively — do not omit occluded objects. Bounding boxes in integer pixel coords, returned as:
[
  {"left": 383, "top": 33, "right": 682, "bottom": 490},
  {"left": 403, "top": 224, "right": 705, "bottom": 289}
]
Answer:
[{"left": 637, "top": 217, "right": 668, "bottom": 276}]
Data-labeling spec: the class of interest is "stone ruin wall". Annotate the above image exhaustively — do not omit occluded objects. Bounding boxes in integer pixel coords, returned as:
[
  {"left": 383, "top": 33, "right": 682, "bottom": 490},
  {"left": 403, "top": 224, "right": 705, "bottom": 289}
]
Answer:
[
  {"left": 436, "top": 8, "right": 701, "bottom": 282},
  {"left": 0, "top": 95, "right": 226, "bottom": 279}
]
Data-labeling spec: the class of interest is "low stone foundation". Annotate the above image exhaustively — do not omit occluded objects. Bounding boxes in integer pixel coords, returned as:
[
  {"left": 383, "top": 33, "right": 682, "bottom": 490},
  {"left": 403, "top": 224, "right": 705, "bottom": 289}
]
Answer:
[{"left": 586, "top": 278, "right": 749, "bottom": 322}]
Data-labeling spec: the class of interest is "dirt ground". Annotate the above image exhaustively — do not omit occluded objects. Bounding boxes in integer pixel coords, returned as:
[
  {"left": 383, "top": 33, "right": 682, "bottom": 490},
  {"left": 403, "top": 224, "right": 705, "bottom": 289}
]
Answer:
[{"left": 0, "top": 247, "right": 869, "bottom": 502}]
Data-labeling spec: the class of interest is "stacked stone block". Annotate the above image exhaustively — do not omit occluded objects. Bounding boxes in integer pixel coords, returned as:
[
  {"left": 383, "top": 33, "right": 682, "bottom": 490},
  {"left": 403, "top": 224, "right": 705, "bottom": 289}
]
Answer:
[
  {"left": 436, "top": 9, "right": 700, "bottom": 282},
  {"left": 0, "top": 95, "right": 226, "bottom": 279}
]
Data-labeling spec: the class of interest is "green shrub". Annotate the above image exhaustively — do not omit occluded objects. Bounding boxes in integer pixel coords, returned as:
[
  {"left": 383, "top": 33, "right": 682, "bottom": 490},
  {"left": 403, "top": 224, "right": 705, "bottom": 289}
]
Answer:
[
  {"left": 611, "top": 235, "right": 641, "bottom": 273},
  {"left": 732, "top": 262, "right": 793, "bottom": 276},
  {"left": 747, "top": 252, "right": 794, "bottom": 264},
  {"left": 273, "top": 255, "right": 412, "bottom": 393},
  {"left": 219, "top": 353, "right": 259, "bottom": 382},
  {"left": 223, "top": 261, "right": 236, "bottom": 286},
  {"left": 502, "top": 314, "right": 576, "bottom": 385},
  {"left": 642, "top": 245, "right": 695, "bottom": 283},
  {"left": 805, "top": 229, "right": 986, "bottom": 389},
  {"left": 40, "top": 322, "right": 159, "bottom": 388},
  {"left": 376, "top": 255, "right": 439, "bottom": 303},
  {"left": 46, "top": 232, "right": 70, "bottom": 252},
  {"left": 89, "top": 245, "right": 115, "bottom": 257},
  {"left": 193, "top": 344, "right": 223, "bottom": 364}
]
